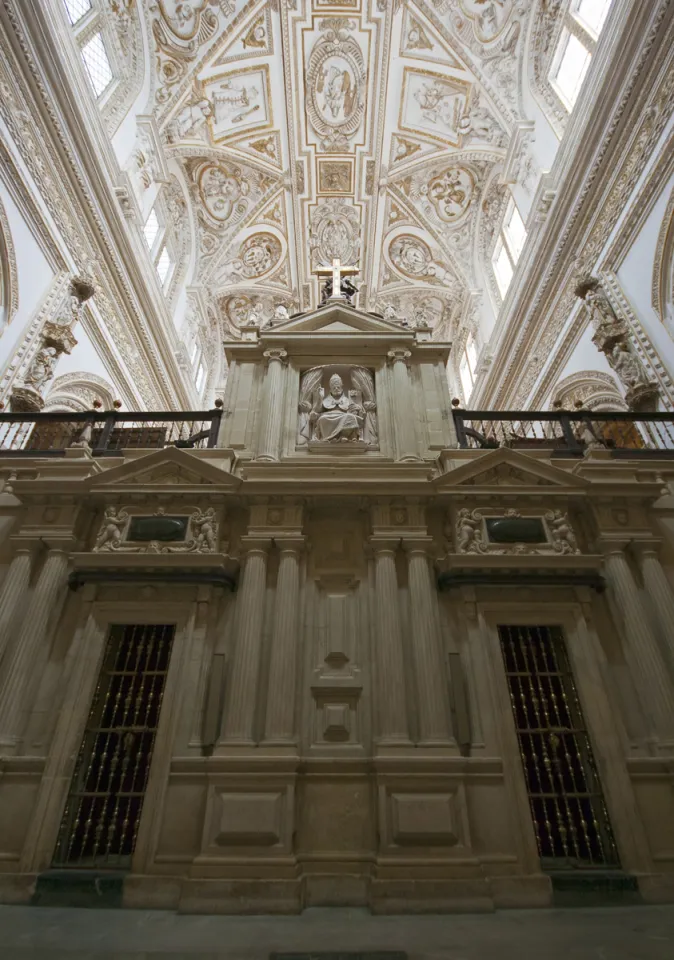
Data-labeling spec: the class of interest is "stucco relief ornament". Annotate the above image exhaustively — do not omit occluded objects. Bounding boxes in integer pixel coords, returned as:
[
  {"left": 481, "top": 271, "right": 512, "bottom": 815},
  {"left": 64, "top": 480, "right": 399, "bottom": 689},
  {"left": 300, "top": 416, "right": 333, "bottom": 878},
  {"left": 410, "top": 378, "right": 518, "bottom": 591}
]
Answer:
[
  {"left": 545, "top": 510, "right": 579, "bottom": 555},
  {"left": 94, "top": 507, "right": 129, "bottom": 552},
  {"left": 306, "top": 19, "right": 366, "bottom": 152},
  {"left": 298, "top": 367, "right": 377, "bottom": 447},
  {"left": 198, "top": 162, "right": 250, "bottom": 224},
  {"left": 388, "top": 234, "right": 454, "bottom": 286},
  {"left": 166, "top": 93, "right": 213, "bottom": 143},
  {"left": 423, "top": 166, "right": 475, "bottom": 224},
  {"left": 222, "top": 233, "right": 283, "bottom": 283},
  {"left": 310, "top": 198, "right": 361, "bottom": 267},
  {"left": 456, "top": 508, "right": 487, "bottom": 554}
]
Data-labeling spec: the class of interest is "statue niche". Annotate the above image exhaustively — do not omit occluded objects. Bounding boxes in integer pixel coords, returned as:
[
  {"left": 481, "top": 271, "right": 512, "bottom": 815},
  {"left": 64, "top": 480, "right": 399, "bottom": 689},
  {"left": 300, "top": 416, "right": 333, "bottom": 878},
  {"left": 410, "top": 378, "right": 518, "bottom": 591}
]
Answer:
[{"left": 298, "top": 365, "right": 377, "bottom": 449}]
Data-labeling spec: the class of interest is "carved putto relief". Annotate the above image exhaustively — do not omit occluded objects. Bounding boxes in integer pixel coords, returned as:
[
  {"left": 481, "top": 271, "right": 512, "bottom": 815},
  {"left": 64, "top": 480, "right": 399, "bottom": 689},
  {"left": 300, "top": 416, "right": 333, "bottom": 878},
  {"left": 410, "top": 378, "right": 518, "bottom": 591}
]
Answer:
[
  {"left": 93, "top": 506, "right": 219, "bottom": 554},
  {"left": 454, "top": 507, "right": 580, "bottom": 556},
  {"left": 306, "top": 19, "right": 366, "bottom": 151},
  {"left": 298, "top": 366, "right": 377, "bottom": 448}
]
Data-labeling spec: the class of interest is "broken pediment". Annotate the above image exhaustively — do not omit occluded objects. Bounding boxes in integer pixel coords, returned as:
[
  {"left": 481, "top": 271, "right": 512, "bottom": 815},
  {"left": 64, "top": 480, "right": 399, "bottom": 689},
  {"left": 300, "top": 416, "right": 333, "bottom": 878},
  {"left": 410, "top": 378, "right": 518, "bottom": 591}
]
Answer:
[
  {"left": 83, "top": 447, "right": 240, "bottom": 491},
  {"left": 436, "top": 448, "right": 590, "bottom": 490}
]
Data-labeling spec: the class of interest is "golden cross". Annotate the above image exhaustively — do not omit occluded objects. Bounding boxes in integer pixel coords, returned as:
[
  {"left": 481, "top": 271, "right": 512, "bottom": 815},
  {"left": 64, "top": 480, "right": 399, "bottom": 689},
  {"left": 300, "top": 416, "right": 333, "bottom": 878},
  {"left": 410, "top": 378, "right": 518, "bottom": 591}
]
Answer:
[{"left": 314, "top": 257, "right": 359, "bottom": 301}]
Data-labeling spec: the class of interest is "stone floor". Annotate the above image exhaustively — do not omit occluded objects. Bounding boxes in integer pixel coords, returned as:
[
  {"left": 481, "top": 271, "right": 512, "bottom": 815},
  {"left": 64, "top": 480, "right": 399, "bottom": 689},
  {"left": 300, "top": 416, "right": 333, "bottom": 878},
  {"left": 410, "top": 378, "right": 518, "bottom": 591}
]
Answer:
[{"left": 1, "top": 904, "right": 674, "bottom": 960}]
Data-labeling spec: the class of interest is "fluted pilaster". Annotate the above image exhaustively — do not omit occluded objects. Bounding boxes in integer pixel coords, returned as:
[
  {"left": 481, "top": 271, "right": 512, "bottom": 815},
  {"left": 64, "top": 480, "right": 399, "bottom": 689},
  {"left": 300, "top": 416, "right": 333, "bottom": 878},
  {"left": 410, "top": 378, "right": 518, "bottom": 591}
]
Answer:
[
  {"left": 387, "top": 348, "right": 418, "bottom": 462},
  {"left": 0, "top": 547, "right": 33, "bottom": 668},
  {"left": 0, "top": 548, "right": 69, "bottom": 751},
  {"left": 263, "top": 539, "right": 303, "bottom": 743},
  {"left": 634, "top": 541, "right": 674, "bottom": 675},
  {"left": 371, "top": 539, "right": 410, "bottom": 743},
  {"left": 603, "top": 545, "right": 674, "bottom": 747},
  {"left": 256, "top": 348, "right": 288, "bottom": 461},
  {"left": 404, "top": 540, "right": 452, "bottom": 743},
  {"left": 221, "top": 539, "right": 270, "bottom": 743}
]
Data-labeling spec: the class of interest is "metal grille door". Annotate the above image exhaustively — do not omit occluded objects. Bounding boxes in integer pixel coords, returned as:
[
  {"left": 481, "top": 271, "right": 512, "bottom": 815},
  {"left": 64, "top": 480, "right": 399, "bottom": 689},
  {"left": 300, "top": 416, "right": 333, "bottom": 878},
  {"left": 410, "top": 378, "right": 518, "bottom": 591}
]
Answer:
[
  {"left": 53, "top": 623, "right": 175, "bottom": 868},
  {"left": 498, "top": 624, "right": 619, "bottom": 869}
]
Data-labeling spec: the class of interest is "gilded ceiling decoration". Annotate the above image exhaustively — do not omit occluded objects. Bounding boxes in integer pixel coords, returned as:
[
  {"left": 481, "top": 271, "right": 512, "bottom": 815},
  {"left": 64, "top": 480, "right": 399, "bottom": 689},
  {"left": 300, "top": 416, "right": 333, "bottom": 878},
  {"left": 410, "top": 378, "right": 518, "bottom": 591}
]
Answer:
[{"left": 136, "top": 0, "right": 537, "bottom": 335}]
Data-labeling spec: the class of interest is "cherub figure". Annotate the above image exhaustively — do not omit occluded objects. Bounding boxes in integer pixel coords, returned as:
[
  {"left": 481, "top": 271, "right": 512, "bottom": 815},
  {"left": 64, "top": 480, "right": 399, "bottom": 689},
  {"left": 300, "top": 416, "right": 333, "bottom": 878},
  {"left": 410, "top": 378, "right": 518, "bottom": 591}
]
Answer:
[
  {"left": 456, "top": 508, "right": 486, "bottom": 554},
  {"left": 94, "top": 506, "right": 129, "bottom": 551},
  {"left": 546, "top": 510, "right": 579, "bottom": 554},
  {"left": 191, "top": 507, "right": 217, "bottom": 552}
]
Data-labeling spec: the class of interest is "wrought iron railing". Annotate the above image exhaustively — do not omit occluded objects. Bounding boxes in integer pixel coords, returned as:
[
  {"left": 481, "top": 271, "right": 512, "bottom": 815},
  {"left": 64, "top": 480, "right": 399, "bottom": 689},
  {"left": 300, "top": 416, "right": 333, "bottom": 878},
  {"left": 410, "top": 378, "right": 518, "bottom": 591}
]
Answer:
[
  {"left": 452, "top": 408, "right": 674, "bottom": 456},
  {"left": 0, "top": 406, "right": 223, "bottom": 456}
]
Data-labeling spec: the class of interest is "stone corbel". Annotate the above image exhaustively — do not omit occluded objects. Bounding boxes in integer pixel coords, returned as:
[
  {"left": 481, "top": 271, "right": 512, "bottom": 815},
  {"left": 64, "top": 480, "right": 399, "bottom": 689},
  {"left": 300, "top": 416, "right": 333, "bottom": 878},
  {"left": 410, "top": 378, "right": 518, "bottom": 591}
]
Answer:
[
  {"left": 9, "top": 276, "right": 95, "bottom": 413},
  {"left": 574, "top": 276, "right": 659, "bottom": 412}
]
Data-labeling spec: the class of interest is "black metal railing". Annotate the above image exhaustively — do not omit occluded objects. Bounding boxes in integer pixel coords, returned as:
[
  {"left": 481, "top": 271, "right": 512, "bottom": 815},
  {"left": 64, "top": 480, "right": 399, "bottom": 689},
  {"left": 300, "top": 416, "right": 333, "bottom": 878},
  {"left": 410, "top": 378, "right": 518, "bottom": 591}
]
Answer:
[
  {"left": 0, "top": 407, "right": 222, "bottom": 456},
  {"left": 452, "top": 408, "right": 674, "bottom": 456}
]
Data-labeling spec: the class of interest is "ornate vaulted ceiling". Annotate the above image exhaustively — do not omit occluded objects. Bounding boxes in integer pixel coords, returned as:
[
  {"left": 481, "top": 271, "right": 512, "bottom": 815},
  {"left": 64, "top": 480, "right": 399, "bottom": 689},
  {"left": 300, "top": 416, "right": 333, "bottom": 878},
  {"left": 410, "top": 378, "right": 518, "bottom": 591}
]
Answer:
[{"left": 145, "top": 0, "right": 536, "bottom": 338}]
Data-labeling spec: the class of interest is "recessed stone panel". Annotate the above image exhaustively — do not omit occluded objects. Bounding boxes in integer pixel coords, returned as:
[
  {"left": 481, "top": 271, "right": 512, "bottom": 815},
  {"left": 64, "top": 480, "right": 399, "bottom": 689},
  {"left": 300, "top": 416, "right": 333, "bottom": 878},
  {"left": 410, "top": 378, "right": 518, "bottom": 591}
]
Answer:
[
  {"left": 213, "top": 791, "right": 282, "bottom": 846},
  {"left": 391, "top": 793, "right": 459, "bottom": 846}
]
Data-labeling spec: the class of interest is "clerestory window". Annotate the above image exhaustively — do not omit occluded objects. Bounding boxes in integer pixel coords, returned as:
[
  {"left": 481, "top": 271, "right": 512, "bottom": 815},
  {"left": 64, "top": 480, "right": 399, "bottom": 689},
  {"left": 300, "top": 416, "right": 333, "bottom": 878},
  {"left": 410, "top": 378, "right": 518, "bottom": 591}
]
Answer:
[
  {"left": 143, "top": 206, "right": 175, "bottom": 292},
  {"left": 63, "top": 0, "right": 115, "bottom": 101},
  {"left": 459, "top": 333, "right": 478, "bottom": 403},
  {"left": 549, "top": 0, "right": 612, "bottom": 110},
  {"left": 492, "top": 196, "right": 527, "bottom": 299}
]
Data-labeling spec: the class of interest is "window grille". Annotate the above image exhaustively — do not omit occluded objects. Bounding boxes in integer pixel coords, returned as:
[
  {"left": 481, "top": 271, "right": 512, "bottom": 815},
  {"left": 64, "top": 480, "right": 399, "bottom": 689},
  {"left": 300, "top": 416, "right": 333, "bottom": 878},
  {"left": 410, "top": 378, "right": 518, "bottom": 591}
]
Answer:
[
  {"left": 81, "top": 33, "right": 113, "bottom": 97},
  {"left": 53, "top": 624, "right": 176, "bottom": 869},
  {"left": 498, "top": 624, "right": 619, "bottom": 869}
]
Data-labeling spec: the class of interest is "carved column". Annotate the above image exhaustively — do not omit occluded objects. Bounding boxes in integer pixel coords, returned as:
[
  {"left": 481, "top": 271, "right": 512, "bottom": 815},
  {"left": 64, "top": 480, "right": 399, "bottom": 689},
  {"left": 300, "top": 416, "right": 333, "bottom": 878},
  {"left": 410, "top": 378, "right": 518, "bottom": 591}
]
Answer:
[
  {"left": 387, "top": 347, "right": 419, "bottom": 461},
  {"left": 263, "top": 539, "right": 304, "bottom": 744},
  {"left": 9, "top": 276, "right": 94, "bottom": 413},
  {"left": 403, "top": 539, "right": 452, "bottom": 744},
  {"left": 602, "top": 543, "right": 674, "bottom": 747},
  {"left": 0, "top": 545, "right": 34, "bottom": 669},
  {"left": 633, "top": 541, "right": 674, "bottom": 675},
  {"left": 256, "top": 348, "right": 288, "bottom": 461},
  {"left": 371, "top": 539, "right": 410, "bottom": 744},
  {"left": 0, "top": 546, "right": 70, "bottom": 751},
  {"left": 221, "top": 538, "right": 270, "bottom": 743}
]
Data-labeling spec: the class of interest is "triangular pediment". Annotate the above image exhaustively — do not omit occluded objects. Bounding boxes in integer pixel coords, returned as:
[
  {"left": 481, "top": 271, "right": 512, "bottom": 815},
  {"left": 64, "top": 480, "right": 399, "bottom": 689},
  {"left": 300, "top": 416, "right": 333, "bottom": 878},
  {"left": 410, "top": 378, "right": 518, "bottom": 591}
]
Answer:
[
  {"left": 265, "top": 303, "right": 413, "bottom": 336},
  {"left": 435, "top": 448, "right": 590, "bottom": 489},
  {"left": 84, "top": 447, "right": 240, "bottom": 490}
]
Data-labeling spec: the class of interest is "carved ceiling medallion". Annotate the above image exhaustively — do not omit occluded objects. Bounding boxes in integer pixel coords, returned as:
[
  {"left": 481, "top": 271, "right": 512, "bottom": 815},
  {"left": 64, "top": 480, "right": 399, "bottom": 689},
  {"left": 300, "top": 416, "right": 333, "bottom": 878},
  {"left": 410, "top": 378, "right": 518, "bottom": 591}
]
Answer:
[
  {"left": 388, "top": 233, "right": 454, "bottom": 285},
  {"left": 306, "top": 19, "right": 366, "bottom": 151},
  {"left": 424, "top": 165, "right": 475, "bottom": 224},
  {"left": 198, "top": 161, "right": 250, "bottom": 224}
]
